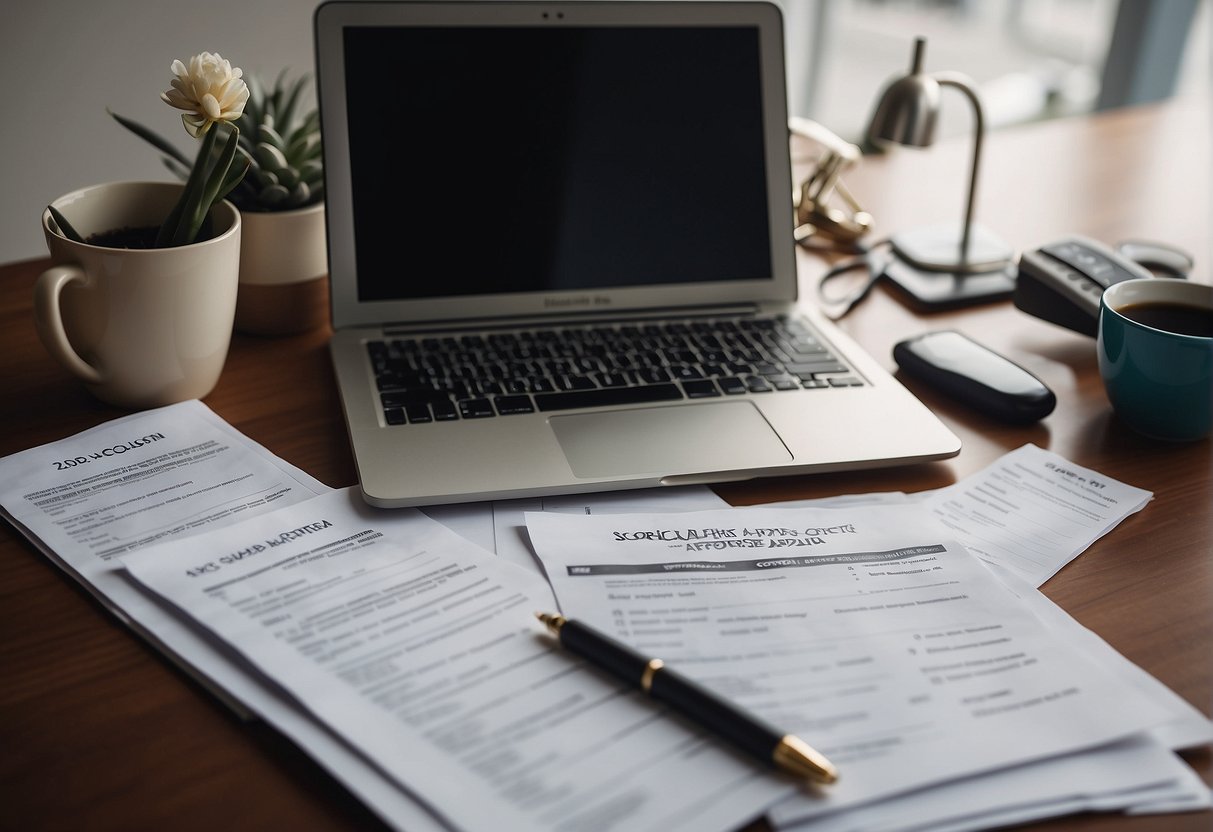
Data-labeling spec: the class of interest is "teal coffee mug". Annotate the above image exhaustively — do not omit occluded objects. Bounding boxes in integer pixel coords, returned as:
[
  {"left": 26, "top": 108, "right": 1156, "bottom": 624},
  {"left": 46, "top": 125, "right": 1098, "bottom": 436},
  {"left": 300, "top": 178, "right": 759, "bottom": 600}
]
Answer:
[{"left": 1097, "top": 278, "right": 1213, "bottom": 441}]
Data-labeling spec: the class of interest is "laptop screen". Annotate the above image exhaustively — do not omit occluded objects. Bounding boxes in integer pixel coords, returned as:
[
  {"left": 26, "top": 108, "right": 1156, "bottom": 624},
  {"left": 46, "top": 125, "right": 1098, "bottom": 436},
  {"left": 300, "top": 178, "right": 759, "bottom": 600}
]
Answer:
[{"left": 342, "top": 24, "right": 772, "bottom": 303}]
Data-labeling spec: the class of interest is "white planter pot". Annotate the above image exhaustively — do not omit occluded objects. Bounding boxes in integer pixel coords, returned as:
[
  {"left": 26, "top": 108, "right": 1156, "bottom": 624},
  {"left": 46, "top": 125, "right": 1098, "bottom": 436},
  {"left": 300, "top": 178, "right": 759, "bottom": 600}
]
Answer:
[
  {"left": 235, "top": 201, "right": 329, "bottom": 335},
  {"left": 37, "top": 181, "right": 240, "bottom": 409}
]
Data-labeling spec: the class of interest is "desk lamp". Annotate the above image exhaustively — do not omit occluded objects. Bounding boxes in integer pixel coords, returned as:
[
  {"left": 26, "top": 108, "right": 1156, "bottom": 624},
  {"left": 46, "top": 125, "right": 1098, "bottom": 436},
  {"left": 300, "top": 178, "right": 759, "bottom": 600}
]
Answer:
[{"left": 867, "top": 37, "right": 1016, "bottom": 307}]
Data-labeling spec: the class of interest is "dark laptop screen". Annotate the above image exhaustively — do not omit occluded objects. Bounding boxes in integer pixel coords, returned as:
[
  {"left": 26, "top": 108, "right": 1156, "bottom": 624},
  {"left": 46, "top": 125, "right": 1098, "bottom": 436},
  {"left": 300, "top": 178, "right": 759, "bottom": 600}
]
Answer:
[{"left": 342, "top": 25, "right": 772, "bottom": 302}]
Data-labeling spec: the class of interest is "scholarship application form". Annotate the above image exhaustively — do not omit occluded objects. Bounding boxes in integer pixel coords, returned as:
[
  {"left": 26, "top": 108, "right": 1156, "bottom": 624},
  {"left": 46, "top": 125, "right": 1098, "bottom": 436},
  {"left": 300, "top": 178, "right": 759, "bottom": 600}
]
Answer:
[
  {"left": 122, "top": 487, "right": 792, "bottom": 832},
  {"left": 523, "top": 503, "right": 1179, "bottom": 825}
]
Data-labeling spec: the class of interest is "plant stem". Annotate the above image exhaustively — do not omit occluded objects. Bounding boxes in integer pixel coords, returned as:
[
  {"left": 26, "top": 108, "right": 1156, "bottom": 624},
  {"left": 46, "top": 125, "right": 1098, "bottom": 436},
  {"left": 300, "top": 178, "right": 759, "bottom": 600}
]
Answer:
[
  {"left": 47, "top": 205, "right": 85, "bottom": 243},
  {"left": 177, "top": 126, "right": 241, "bottom": 245}
]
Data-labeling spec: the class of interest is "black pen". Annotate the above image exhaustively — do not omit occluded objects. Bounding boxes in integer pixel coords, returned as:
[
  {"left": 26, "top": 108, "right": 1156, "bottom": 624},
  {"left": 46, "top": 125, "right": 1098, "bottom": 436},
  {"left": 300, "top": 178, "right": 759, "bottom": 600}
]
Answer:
[{"left": 536, "top": 612, "right": 838, "bottom": 784}]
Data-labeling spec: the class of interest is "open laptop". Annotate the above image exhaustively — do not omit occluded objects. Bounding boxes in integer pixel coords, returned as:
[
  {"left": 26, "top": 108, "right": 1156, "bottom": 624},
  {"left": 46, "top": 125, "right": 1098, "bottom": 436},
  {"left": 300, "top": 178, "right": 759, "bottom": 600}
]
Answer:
[{"left": 315, "top": 1, "right": 960, "bottom": 508}]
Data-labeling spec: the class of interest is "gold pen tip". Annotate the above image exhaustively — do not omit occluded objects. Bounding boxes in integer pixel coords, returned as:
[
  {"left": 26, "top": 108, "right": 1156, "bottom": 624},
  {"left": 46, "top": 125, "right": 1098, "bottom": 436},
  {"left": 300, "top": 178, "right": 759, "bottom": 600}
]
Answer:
[
  {"left": 535, "top": 612, "right": 566, "bottom": 634},
  {"left": 773, "top": 735, "right": 838, "bottom": 785}
]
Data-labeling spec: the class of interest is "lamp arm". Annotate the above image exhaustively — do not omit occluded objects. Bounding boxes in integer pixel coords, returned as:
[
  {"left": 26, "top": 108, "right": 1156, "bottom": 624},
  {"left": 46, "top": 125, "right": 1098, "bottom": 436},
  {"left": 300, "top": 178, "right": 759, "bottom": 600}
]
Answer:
[{"left": 935, "top": 72, "right": 985, "bottom": 268}]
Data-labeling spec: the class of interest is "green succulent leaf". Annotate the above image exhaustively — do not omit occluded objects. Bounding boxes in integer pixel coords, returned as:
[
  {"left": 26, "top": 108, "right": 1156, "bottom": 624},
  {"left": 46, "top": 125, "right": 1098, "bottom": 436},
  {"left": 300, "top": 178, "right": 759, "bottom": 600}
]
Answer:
[
  {"left": 161, "top": 156, "right": 191, "bottom": 181},
  {"left": 157, "top": 124, "right": 218, "bottom": 246},
  {"left": 270, "top": 68, "right": 289, "bottom": 115},
  {"left": 286, "top": 133, "right": 321, "bottom": 163},
  {"left": 109, "top": 109, "right": 193, "bottom": 168},
  {"left": 243, "top": 75, "right": 264, "bottom": 126},
  {"left": 179, "top": 125, "right": 243, "bottom": 246},
  {"left": 286, "top": 122, "right": 310, "bottom": 148},
  {"left": 217, "top": 156, "right": 252, "bottom": 201},
  {"left": 261, "top": 184, "right": 291, "bottom": 207},
  {"left": 226, "top": 69, "right": 323, "bottom": 212},
  {"left": 254, "top": 142, "right": 289, "bottom": 172},
  {"left": 276, "top": 75, "right": 309, "bottom": 137},
  {"left": 258, "top": 124, "right": 287, "bottom": 151},
  {"left": 300, "top": 159, "right": 323, "bottom": 184}
]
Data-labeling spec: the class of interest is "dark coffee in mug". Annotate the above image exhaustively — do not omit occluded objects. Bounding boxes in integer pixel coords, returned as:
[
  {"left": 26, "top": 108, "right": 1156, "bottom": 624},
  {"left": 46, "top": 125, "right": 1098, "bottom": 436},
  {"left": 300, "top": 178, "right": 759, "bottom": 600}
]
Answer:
[
  {"left": 1117, "top": 301, "right": 1213, "bottom": 338},
  {"left": 1098, "top": 278, "right": 1213, "bottom": 441}
]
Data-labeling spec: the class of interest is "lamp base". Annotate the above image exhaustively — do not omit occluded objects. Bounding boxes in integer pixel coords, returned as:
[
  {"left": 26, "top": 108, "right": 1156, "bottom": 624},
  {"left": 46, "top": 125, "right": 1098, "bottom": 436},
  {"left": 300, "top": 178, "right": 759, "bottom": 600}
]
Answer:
[
  {"left": 882, "top": 256, "right": 1017, "bottom": 310},
  {"left": 891, "top": 223, "right": 1014, "bottom": 273}
]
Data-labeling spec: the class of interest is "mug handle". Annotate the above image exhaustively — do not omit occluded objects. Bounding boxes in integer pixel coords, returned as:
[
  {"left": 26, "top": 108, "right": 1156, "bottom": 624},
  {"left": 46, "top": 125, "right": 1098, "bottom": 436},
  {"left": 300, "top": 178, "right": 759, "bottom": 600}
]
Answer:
[{"left": 34, "top": 265, "right": 105, "bottom": 384}]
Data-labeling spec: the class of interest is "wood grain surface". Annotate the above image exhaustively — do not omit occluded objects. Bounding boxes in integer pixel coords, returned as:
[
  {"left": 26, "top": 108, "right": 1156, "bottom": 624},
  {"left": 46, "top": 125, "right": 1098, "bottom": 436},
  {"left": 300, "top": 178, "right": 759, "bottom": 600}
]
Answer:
[{"left": 1, "top": 100, "right": 1208, "bottom": 831}]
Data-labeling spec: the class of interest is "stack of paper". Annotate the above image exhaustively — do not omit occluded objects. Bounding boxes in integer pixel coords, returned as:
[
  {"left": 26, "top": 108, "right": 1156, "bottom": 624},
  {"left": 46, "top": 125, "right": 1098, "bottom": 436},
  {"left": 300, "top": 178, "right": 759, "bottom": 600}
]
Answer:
[
  {"left": 1, "top": 403, "right": 788, "bottom": 831},
  {"left": 523, "top": 502, "right": 1212, "bottom": 831},
  {"left": 0, "top": 402, "right": 446, "bottom": 830},
  {"left": 4, "top": 404, "right": 1209, "bottom": 832}
]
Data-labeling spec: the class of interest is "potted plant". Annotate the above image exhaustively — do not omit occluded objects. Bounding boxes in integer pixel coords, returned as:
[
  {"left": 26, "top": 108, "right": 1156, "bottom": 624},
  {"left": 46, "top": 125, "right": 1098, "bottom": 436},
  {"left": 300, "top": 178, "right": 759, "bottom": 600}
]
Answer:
[
  {"left": 38, "top": 53, "right": 248, "bottom": 409},
  {"left": 113, "top": 70, "right": 327, "bottom": 335}
]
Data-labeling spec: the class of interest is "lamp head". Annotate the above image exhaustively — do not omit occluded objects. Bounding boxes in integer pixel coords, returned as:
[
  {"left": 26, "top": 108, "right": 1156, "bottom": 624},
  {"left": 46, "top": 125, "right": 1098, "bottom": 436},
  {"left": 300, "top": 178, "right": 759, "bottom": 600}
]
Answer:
[{"left": 867, "top": 37, "right": 940, "bottom": 148}]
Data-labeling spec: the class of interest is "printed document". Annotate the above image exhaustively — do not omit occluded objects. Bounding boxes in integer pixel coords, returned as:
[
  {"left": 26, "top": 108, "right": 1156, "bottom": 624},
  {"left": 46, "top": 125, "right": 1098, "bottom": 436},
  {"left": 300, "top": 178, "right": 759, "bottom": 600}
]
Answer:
[
  {"left": 491, "top": 487, "right": 729, "bottom": 601},
  {"left": 524, "top": 503, "right": 1177, "bottom": 823},
  {"left": 122, "top": 488, "right": 792, "bottom": 832},
  {"left": 0, "top": 402, "right": 445, "bottom": 831},
  {"left": 770, "top": 566, "right": 1212, "bottom": 831},
  {"left": 767, "top": 445, "right": 1152, "bottom": 587},
  {"left": 0, "top": 400, "right": 328, "bottom": 621},
  {"left": 920, "top": 444, "right": 1152, "bottom": 586},
  {"left": 776, "top": 735, "right": 1209, "bottom": 832}
]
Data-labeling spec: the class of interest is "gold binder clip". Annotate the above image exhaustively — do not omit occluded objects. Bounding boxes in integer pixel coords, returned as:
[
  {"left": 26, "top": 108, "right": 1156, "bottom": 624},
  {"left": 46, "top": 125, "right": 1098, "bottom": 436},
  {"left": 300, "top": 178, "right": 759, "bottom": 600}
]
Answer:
[{"left": 790, "top": 117, "right": 873, "bottom": 246}]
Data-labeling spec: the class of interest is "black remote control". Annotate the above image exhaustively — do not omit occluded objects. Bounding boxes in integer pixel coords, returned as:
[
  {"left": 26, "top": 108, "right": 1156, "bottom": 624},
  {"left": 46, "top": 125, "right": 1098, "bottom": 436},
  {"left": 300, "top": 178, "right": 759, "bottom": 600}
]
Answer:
[{"left": 893, "top": 331, "right": 1056, "bottom": 424}]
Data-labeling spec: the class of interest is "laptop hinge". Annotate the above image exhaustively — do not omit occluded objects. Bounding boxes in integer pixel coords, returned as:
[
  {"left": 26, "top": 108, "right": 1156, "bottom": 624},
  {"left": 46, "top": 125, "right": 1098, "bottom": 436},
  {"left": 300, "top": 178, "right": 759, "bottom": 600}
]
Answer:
[{"left": 378, "top": 302, "right": 792, "bottom": 336}]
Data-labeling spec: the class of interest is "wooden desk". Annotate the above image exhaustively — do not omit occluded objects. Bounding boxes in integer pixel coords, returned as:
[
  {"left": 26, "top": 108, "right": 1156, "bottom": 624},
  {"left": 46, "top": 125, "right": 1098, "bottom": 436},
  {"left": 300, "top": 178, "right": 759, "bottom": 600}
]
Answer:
[{"left": 1, "top": 101, "right": 1208, "bottom": 830}]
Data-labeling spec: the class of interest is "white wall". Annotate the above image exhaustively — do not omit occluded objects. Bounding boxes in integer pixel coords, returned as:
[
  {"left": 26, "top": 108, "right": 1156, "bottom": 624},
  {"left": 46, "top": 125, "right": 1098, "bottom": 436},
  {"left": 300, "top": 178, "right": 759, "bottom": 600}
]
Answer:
[
  {"left": 1, "top": 0, "right": 317, "bottom": 262},
  {"left": 13, "top": 1, "right": 1188, "bottom": 264}
]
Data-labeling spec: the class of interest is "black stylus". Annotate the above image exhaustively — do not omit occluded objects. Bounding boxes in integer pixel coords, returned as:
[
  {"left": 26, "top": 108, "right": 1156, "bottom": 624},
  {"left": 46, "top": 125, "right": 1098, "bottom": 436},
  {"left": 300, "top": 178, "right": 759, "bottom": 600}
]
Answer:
[{"left": 536, "top": 612, "right": 838, "bottom": 784}]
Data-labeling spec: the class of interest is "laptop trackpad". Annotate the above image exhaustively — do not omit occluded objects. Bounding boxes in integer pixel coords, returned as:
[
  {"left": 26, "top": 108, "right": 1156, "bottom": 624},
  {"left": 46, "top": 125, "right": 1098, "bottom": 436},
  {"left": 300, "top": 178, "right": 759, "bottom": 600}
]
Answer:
[{"left": 549, "top": 401, "right": 792, "bottom": 479}]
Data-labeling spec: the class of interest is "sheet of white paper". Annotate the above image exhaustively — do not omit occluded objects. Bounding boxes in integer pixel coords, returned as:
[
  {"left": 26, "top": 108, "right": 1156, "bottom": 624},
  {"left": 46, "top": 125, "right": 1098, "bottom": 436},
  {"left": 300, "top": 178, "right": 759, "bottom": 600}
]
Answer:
[
  {"left": 769, "top": 445, "right": 1151, "bottom": 587},
  {"left": 1126, "top": 787, "right": 1213, "bottom": 815},
  {"left": 0, "top": 402, "right": 446, "bottom": 832},
  {"left": 751, "top": 489, "right": 1211, "bottom": 828},
  {"left": 917, "top": 771, "right": 1209, "bottom": 832},
  {"left": 923, "top": 444, "right": 1153, "bottom": 585},
  {"left": 769, "top": 564, "right": 1213, "bottom": 831},
  {"left": 420, "top": 502, "right": 496, "bottom": 552},
  {"left": 983, "top": 562, "right": 1213, "bottom": 750},
  {"left": 776, "top": 736, "right": 1208, "bottom": 832},
  {"left": 0, "top": 400, "right": 330, "bottom": 639},
  {"left": 763, "top": 483, "right": 1212, "bottom": 751},
  {"left": 122, "top": 488, "right": 792, "bottom": 832},
  {"left": 491, "top": 486, "right": 729, "bottom": 602},
  {"left": 524, "top": 504, "right": 1177, "bottom": 825}
]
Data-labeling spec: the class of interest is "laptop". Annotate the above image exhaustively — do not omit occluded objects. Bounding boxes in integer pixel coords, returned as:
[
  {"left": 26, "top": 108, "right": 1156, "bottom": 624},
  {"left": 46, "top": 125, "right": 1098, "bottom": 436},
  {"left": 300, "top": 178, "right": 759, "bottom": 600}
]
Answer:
[{"left": 315, "top": 1, "right": 960, "bottom": 508}]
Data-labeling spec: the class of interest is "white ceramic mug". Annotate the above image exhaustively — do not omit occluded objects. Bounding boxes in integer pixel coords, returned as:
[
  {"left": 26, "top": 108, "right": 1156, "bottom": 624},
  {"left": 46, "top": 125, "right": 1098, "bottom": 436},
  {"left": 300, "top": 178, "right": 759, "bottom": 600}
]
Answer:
[{"left": 37, "top": 181, "right": 241, "bottom": 409}]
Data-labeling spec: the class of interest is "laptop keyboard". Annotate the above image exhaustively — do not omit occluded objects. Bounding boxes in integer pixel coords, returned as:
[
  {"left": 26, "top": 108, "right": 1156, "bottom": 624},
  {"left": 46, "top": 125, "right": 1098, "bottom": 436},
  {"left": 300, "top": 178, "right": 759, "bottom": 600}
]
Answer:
[{"left": 368, "top": 315, "right": 864, "bottom": 425}]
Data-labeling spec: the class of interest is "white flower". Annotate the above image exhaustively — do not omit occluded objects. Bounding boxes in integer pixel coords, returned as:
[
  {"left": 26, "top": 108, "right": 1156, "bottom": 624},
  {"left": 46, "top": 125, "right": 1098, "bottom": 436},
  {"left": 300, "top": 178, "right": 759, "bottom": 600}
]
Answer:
[{"left": 161, "top": 52, "right": 249, "bottom": 138}]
